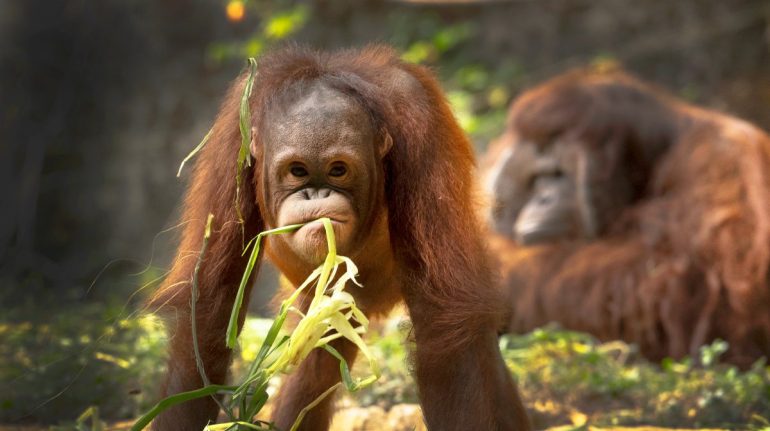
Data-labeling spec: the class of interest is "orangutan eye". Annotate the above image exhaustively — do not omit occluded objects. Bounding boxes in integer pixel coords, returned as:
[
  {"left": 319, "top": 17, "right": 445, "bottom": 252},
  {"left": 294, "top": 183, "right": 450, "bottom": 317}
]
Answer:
[
  {"left": 289, "top": 164, "right": 308, "bottom": 178},
  {"left": 328, "top": 163, "right": 347, "bottom": 178}
]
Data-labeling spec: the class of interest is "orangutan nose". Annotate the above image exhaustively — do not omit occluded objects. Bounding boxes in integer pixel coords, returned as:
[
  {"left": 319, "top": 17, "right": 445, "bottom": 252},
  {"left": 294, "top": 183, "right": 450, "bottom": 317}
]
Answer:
[{"left": 300, "top": 187, "right": 333, "bottom": 200}]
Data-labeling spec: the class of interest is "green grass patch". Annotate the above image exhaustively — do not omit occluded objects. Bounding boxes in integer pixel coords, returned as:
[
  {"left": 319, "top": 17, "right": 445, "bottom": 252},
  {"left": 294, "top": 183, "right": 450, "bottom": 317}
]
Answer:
[
  {"left": 0, "top": 308, "right": 166, "bottom": 423},
  {"left": 506, "top": 327, "right": 770, "bottom": 429}
]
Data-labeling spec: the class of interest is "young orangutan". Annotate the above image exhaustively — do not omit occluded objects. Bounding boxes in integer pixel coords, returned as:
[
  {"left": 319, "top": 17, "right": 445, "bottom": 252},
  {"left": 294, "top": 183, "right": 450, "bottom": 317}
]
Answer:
[{"left": 151, "top": 45, "right": 531, "bottom": 430}]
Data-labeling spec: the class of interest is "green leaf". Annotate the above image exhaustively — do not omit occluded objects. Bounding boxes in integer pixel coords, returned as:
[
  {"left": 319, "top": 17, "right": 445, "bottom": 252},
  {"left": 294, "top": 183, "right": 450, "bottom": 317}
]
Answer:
[
  {"left": 238, "top": 58, "right": 257, "bottom": 171},
  {"left": 130, "top": 384, "right": 236, "bottom": 431},
  {"left": 177, "top": 128, "right": 212, "bottom": 177},
  {"left": 263, "top": 6, "right": 309, "bottom": 40},
  {"left": 288, "top": 383, "right": 341, "bottom": 431},
  {"left": 226, "top": 223, "right": 305, "bottom": 349},
  {"left": 234, "top": 57, "right": 258, "bottom": 225}
]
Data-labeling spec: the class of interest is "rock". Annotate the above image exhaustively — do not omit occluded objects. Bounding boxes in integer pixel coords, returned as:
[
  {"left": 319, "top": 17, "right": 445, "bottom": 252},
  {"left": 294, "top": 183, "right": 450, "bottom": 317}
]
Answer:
[{"left": 330, "top": 406, "right": 387, "bottom": 430}]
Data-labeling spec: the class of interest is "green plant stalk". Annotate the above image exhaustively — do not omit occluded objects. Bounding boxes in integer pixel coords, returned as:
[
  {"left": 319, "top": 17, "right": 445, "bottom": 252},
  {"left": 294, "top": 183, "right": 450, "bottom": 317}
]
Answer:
[
  {"left": 232, "top": 251, "right": 331, "bottom": 414},
  {"left": 311, "top": 219, "right": 337, "bottom": 309},
  {"left": 238, "top": 58, "right": 257, "bottom": 171},
  {"left": 134, "top": 217, "right": 378, "bottom": 430},
  {"left": 234, "top": 58, "right": 258, "bottom": 227},
  {"left": 190, "top": 214, "right": 233, "bottom": 418},
  {"left": 177, "top": 128, "right": 212, "bottom": 177},
  {"left": 75, "top": 406, "right": 102, "bottom": 431},
  {"left": 240, "top": 379, "right": 270, "bottom": 423},
  {"left": 204, "top": 421, "right": 264, "bottom": 431},
  {"left": 288, "top": 383, "right": 342, "bottom": 431},
  {"left": 191, "top": 214, "right": 214, "bottom": 385},
  {"left": 235, "top": 218, "right": 378, "bottom": 424},
  {"left": 323, "top": 344, "right": 377, "bottom": 391},
  {"left": 228, "top": 273, "right": 322, "bottom": 411},
  {"left": 129, "top": 384, "right": 237, "bottom": 431},
  {"left": 226, "top": 222, "right": 305, "bottom": 349},
  {"left": 231, "top": 276, "right": 322, "bottom": 416}
]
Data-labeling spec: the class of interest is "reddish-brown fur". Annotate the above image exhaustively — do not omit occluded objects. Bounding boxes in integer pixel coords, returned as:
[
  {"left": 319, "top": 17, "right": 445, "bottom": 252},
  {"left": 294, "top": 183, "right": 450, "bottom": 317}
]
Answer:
[
  {"left": 150, "top": 45, "right": 530, "bottom": 430},
  {"left": 485, "top": 69, "right": 770, "bottom": 366}
]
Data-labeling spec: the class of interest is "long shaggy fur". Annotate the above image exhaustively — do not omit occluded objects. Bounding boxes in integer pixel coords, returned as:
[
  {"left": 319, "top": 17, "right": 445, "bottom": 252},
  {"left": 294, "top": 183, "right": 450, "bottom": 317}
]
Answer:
[{"left": 487, "top": 69, "right": 770, "bottom": 366}]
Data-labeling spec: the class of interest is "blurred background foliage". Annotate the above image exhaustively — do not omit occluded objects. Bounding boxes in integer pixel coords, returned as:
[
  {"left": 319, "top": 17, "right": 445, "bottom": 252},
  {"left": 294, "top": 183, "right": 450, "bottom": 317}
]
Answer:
[{"left": 1, "top": 0, "right": 769, "bottom": 426}]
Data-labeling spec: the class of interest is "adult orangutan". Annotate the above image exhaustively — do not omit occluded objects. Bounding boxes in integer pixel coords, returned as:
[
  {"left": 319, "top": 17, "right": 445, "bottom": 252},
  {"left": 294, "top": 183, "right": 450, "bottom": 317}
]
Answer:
[
  {"left": 149, "top": 45, "right": 530, "bottom": 430},
  {"left": 484, "top": 68, "right": 770, "bottom": 366}
]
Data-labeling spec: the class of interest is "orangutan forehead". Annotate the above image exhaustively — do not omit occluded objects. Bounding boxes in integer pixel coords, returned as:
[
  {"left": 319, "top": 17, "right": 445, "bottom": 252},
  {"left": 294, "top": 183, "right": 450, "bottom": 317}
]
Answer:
[
  {"left": 261, "top": 81, "right": 376, "bottom": 154},
  {"left": 264, "top": 81, "right": 373, "bottom": 129}
]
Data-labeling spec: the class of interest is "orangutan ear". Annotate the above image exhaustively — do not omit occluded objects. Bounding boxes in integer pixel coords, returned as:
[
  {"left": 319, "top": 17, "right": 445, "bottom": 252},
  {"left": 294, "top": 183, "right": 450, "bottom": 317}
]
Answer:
[
  {"left": 250, "top": 126, "right": 260, "bottom": 160},
  {"left": 378, "top": 129, "right": 393, "bottom": 159}
]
